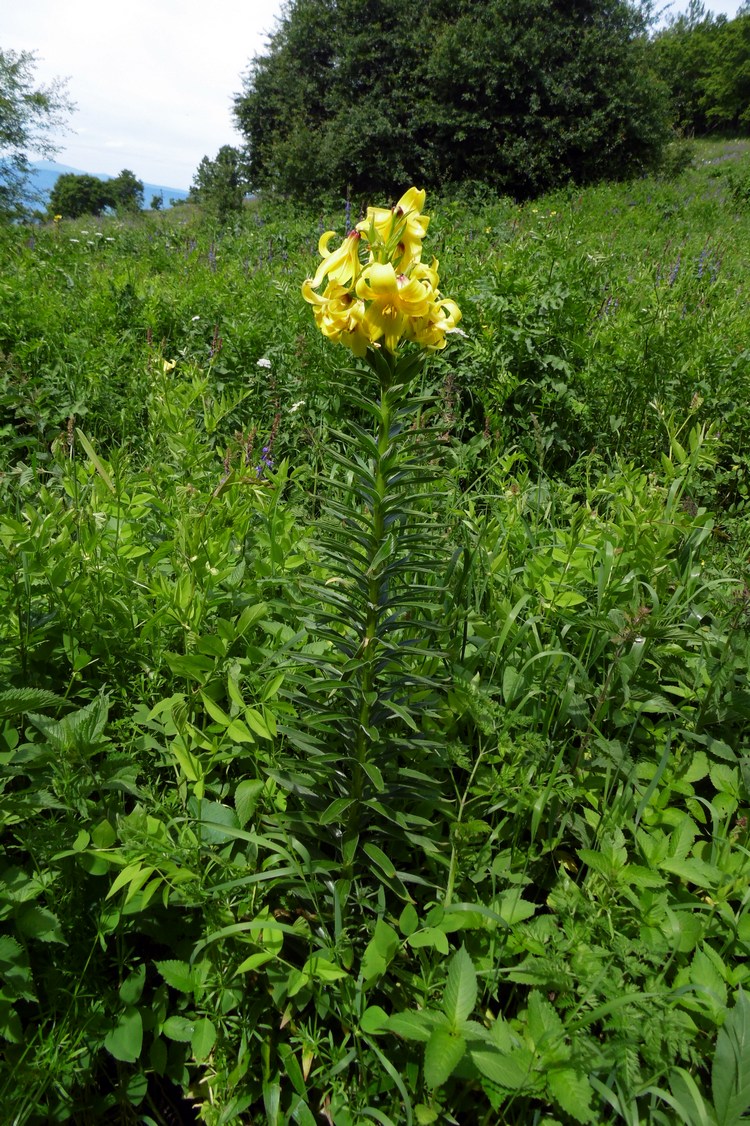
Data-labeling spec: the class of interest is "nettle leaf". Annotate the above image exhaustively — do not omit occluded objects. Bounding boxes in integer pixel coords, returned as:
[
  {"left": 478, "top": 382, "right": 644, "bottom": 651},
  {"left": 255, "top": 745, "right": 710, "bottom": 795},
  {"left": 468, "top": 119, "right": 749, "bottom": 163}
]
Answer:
[
  {"left": 526, "top": 991, "right": 567, "bottom": 1058},
  {"left": 547, "top": 1068, "right": 595, "bottom": 1124},
  {"left": 442, "top": 946, "right": 477, "bottom": 1028},
  {"left": 712, "top": 990, "right": 750, "bottom": 1126},
  {"left": 472, "top": 1047, "right": 536, "bottom": 1091},
  {"left": 424, "top": 1025, "right": 466, "bottom": 1089},
  {"left": 16, "top": 905, "right": 65, "bottom": 944},
  {"left": 493, "top": 890, "right": 538, "bottom": 925},
  {"left": 0, "top": 688, "right": 67, "bottom": 718},
  {"left": 155, "top": 959, "right": 208, "bottom": 995}
]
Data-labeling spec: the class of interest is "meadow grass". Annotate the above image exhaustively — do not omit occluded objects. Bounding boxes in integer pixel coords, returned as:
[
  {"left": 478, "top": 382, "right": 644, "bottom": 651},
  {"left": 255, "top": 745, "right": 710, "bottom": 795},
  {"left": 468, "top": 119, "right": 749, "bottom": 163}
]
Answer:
[{"left": 0, "top": 140, "right": 748, "bottom": 1124}]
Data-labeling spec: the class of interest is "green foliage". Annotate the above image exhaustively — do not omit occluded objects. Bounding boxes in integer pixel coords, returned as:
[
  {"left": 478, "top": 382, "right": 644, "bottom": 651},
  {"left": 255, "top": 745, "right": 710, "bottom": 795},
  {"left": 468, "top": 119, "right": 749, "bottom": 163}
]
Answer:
[
  {"left": 48, "top": 171, "right": 113, "bottom": 218},
  {"left": 107, "top": 168, "right": 144, "bottom": 214},
  {"left": 234, "top": 0, "right": 671, "bottom": 201},
  {"left": 650, "top": 9, "right": 750, "bottom": 135},
  {"left": 0, "top": 143, "right": 749, "bottom": 1123},
  {"left": 190, "top": 145, "right": 246, "bottom": 221},
  {"left": 0, "top": 48, "right": 74, "bottom": 221},
  {"left": 48, "top": 167, "right": 144, "bottom": 219}
]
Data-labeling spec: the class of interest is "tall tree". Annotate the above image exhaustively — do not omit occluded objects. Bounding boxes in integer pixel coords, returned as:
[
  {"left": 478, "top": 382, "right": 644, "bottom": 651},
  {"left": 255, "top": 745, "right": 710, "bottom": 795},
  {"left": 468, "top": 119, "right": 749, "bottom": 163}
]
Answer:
[
  {"left": 108, "top": 168, "right": 144, "bottom": 213},
  {"left": 190, "top": 145, "right": 246, "bottom": 219},
  {"left": 0, "top": 48, "right": 74, "bottom": 220},
  {"left": 651, "top": 8, "right": 750, "bottom": 135},
  {"left": 48, "top": 172, "right": 111, "bottom": 219},
  {"left": 234, "top": 0, "right": 670, "bottom": 201}
]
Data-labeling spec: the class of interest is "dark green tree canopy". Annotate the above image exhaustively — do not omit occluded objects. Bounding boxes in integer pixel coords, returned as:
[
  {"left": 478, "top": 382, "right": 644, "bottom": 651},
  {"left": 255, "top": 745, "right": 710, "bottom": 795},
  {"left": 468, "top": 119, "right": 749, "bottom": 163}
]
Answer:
[
  {"left": 234, "top": 0, "right": 670, "bottom": 202},
  {"left": 108, "top": 168, "right": 144, "bottom": 213},
  {"left": 48, "top": 172, "right": 112, "bottom": 218},
  {"left": 189, "top": 145, "right": 246, "bottom": 220},
  {"left": 47, "top": 167, "right": 144, "bottom": 219},
  {"left": 0, "top": 48, "right": 74, "bottom": 220},
  {"left": 650, "top": 6, "right": 750, "bottom": 135}
]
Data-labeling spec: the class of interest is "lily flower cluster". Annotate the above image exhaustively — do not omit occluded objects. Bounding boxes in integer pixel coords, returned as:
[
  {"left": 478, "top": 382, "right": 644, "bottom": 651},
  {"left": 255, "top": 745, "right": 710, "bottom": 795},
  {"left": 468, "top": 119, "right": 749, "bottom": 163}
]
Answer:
[{"left": 302, "top": 188, "right": 461, "bottom": 357}]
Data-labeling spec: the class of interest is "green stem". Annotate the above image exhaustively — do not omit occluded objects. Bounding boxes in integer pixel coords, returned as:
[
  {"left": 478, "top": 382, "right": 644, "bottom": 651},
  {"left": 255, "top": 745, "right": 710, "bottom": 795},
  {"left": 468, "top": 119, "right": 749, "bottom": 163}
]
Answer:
[{"left": 345, "top": 354, "right": 396, "bottom": 858}]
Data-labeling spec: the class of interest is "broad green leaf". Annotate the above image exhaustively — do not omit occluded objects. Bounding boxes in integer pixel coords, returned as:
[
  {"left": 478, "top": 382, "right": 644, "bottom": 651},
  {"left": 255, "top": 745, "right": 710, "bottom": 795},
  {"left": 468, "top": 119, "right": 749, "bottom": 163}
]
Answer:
[
  {"left": 104, "top": 1005, "right": 143, "bottom": 1063},
  {"left": 415, "top": 1107, "right": 439, "bottom": 1125},
  {"left": 361, "top": 1006, "right": 389, "bottom": 1035},
  {"left": 361, "top": 920, "right": 400, "bottom": 985},
  {"left": 162, "top": 1015, "right": 195, "bottom": 1042},
  {"left": 407, "top": 928, "right": 450, "bottom": 955},
  {"left": 235, "top": 951, "right": 275, "bottom": 974},
  {"left": 192, "top": 1017, "right": 217, "bottom": 1061},
  {"left": 399, "top": 903, "right": 419, "bottom": 937},
  {"left": 424, "top": 1025, "right": 465, "bottom": 1089},
  {"left": 302, "top": 955, "right": 348, "bottom": 983},
  {"left": 234, "top": 779, "right": 264, "bottom": 827},
  {"left": 442, "top": 946, "right": 477, "bottom": 1027},
  {"left": 244, "top": 706, "right": 272, "bottom": 740},
  {"left": 119, "top": 964, "right": 146, "bottom": 1005}
]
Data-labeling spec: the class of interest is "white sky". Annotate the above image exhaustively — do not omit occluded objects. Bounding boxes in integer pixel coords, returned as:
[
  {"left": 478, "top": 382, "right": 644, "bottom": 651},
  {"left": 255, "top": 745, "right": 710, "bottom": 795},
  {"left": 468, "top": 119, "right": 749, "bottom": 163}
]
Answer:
[
  {"left": 4, "top": 0, "right": 746, "bottom": 191},
  {"left": 5, "top": 0, "right": 286, "bottom": 189}
]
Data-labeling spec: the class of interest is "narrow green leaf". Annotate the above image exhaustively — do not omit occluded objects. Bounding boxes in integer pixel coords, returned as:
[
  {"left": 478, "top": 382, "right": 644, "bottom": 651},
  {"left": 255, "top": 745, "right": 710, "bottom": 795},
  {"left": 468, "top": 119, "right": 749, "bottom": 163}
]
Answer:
[
  {"left": 76, "top": 427, "right": 115, "bottom": 493},
  {"left": 363, "top": 842, "right": 395, "bottom": 877}
]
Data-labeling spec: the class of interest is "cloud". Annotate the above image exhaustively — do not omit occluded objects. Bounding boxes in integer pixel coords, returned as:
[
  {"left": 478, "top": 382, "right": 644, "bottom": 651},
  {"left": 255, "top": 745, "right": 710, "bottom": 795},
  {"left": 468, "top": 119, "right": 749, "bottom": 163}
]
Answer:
[{"left": 5, "top": 0, "right": 284, "bottom": 188}]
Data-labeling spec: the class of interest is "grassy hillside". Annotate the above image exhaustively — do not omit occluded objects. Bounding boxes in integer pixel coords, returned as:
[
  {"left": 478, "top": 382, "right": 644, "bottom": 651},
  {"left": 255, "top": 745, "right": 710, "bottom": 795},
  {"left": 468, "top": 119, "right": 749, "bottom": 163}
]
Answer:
[{"left": 0, "top": 140, "right": 749, "bottom": 1124}]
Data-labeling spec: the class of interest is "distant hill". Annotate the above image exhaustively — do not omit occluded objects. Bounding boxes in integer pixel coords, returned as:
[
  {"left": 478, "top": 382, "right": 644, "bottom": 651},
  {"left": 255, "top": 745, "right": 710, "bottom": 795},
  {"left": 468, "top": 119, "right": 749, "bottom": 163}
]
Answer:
[{"left": 27, "top": 161, "right": 190, "bottom": 211}]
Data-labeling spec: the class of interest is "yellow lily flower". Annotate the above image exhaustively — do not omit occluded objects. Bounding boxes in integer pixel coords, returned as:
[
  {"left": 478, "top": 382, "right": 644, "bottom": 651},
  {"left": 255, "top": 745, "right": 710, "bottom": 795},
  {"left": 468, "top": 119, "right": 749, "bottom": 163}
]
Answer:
[
  {"left": 312, "top": 229, "right": 364, "bottom": 289},
  {"left": 357, "top": 186, "right": 429, "bottom": 272},
  {"left": 302, "top": 278, "right": 369, "bottom": 357},
  {"left": 355, "top": 262, "right": 434, "bottom": 353},
  {"left": 406, "top": 295, "right": 463, "bottom": 351}
]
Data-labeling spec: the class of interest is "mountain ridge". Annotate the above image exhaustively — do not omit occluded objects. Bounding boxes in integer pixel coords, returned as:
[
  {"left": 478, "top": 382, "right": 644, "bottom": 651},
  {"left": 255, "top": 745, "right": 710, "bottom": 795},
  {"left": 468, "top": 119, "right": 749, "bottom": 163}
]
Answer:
[{"left": 27, "top": 161, "right": 190, "bottom": 210}]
